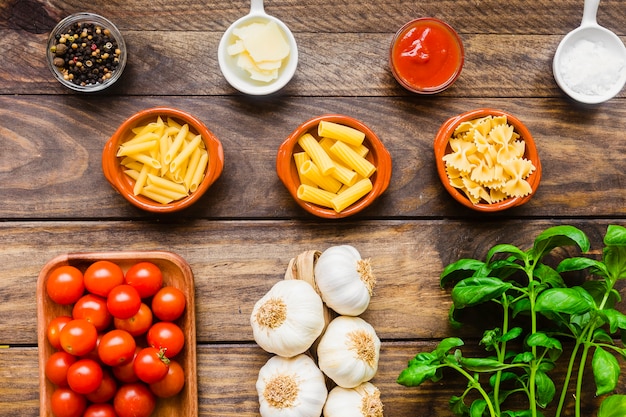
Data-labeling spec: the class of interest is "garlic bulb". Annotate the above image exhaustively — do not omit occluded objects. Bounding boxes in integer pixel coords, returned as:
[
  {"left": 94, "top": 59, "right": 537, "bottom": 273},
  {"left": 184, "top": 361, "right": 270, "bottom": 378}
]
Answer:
[
  {"left": 251, "top": 279, "right": 325, "bottom": 357},
  {"left": 317, "top": 316, "right": 381, "bottom": 388},
  {"left": 256, "top": 354, "right": 328, "bottom": 417},
  {"left": 314, "top": 245, "right": 375, "bottom": 316},
  {"left": 323, "top": 382, "right": 384, "bottom": 417}
]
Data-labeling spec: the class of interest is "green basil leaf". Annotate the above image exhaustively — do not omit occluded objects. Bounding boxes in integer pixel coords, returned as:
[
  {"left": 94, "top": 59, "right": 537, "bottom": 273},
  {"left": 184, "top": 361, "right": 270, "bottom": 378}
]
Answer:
[
  {"left": 451, "top": 277, "right": 513, "bottom": 309},
  {"left": 526, "top": 332, "right": 562, "bottom": 351},
  {"left": 535, "top": 287, "right": 595, "bottom": 315},
  {"left": 489, "top": 371, "right": 519, "bottom": 388},
  {"left": 502, "top": 411, "right": 535, "bottom": 417},
  {"left": 535, "top": 370, "right": 556, "bottom": 408},
  {"left": 532, "top": 225, "right": 590, "bottom": 261},
  {"left": 459, "top": 357, "right": 505, "bottom": 372},
  {"left": 603, "top": 245, "right": 626, "bottom": 281},
  {"left": 593, "top": 328, "right": 615, "bottom": 344},
  {"left": 397, "top": 362, "right": 440, "bottom": 387},
  {"left": 449, "top": 395, "right": 469, "bottom": 416},
  {"left": 434, "top": 337, "right": 464, "bottom": 357},
  {"left": 486, "top": 244, "right": 528, "bottom": 264},
  {"left": 534, "top": 263, "right": 565, "bottom": 288},
  {"left": 604, "top": 225, "right": 626, "bottom": 246},
  {"left": 512, "top": 298, "right": 531, "bottom": 318},
  {"left": 408, "top": 352, "right": 438, "bottom": 367},
  {"left": 593, "top": 347, "right": 620, "bottom": 395},
  {"left": 470, "top": 399, "right": 487, "bottom": 417},
  {"left": 501, "top": 327, "right": 523, "bottom": 343},
  {"left": 440, "top": 258, "right": 486, "bottom": 288},
  {"left": 598, "top": 395, "right": 626, "bottom": 417},
  {"left": 557, "top": 257, "right": 607, "bottom": 277},
  {"left": 601, "top": 310, "right": 626, "bottom": 334},
  {"left": 512, "top": 351, "right": 534, "bottom": 364}
]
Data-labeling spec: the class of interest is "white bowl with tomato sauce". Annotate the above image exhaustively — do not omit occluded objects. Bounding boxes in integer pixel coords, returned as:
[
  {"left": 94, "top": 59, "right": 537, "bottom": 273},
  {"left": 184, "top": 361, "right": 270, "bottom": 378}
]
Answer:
[{"left": 389, "top": 17, "right": 464, "bottom": 94}]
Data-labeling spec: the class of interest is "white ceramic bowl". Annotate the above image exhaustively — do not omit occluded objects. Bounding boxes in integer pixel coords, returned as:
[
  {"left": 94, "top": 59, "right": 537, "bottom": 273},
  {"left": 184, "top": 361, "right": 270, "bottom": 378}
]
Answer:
[{"left": 217, "top": 4, "right": 298, "bottom": 96}]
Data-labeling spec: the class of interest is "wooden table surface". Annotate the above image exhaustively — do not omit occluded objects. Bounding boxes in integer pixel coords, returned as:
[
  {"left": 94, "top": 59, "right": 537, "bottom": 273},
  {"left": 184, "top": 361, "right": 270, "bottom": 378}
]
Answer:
[{"left": 1, "top": 0, "right": 625, "bottom": 416}]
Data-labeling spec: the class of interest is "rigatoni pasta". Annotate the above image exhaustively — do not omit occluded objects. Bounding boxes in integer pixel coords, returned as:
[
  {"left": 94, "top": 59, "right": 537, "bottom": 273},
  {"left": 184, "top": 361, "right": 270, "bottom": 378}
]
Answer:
[
  {"left": 117, "top": 116, "right": 209, "bottom": 204},
  {"left": 292, "top": 121, "right": 376, "bottom": 213}
]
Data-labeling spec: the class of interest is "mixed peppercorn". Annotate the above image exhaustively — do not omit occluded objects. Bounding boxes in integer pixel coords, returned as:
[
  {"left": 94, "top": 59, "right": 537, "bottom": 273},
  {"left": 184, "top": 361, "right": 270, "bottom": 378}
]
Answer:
[{"left": 50, "top": 22, "right": 122, "bottom": 87}]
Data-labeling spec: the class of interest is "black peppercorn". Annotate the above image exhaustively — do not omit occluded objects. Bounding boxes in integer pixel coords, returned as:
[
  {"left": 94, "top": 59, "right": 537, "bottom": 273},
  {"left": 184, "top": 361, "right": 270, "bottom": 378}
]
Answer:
[{"left": 51, "top": 21, "right": 122, "bottom": 87}]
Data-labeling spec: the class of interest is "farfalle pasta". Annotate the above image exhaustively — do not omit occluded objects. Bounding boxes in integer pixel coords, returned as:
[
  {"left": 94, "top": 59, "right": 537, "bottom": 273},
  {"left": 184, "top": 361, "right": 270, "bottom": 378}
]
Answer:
[{"left": 442, "top": 115, "right": 536, "bottom": 204}]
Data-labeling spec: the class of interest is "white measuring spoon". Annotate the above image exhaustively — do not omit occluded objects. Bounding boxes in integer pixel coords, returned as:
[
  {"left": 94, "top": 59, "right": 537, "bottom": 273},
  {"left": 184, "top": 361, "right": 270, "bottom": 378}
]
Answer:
[
  {"left": 217, "top": 0, "right": 298, "bottom": 96},
  {"left": 553, "top": 0, "right": 626, "bottom": 104}
]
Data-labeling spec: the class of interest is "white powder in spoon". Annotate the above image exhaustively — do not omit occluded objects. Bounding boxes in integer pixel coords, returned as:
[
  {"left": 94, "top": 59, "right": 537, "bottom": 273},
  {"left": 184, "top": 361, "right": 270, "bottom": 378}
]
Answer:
[{"left": 559, "top": 38, "right": 626, "bottom": 96}]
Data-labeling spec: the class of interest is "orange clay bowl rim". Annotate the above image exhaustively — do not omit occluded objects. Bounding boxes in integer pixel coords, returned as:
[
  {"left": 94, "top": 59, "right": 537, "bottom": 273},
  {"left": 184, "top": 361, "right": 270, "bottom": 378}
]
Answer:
[
  {"left": 102, "top": 106, "right": 224, "bottom": 213},
  {"left": 433, "top": 108, "right": 542, "bottom": 212},
  {"left": 276, "top": 114, "right": 392, "bottom": 219}
]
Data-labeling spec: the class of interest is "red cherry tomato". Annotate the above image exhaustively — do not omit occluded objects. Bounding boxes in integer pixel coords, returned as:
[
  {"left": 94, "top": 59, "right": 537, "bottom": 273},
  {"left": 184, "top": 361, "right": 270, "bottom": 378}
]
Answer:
[
  {"left": 85, "top": 370, "right": 117, "bottom": 403},
  {"left": 133, "top": 346, "right": 170, "bottom": 384},
  {"left": 114, "top": 302, "right": 153, "bottom": 337},
  {"left": 147, "top": 321, "right": 185, "bottom": 358},
  {"left": 125, "top": 261, "right": 163, "bottom": 298},
  {"left": 98, "top": 329, "right": 137, "bottom": 366},
  {"left": 112, "top": 346, "right": 141, "bottom": 383},
  {"left": 66, "top": 358, "right": 103, "bottom": 394},
  {"left": 113, "top": 383, "right": 156, "bottom": 417},
  {"left": 47, "top": 315, "right": 72, "bottom": 350},
  {"left": 151, "top": 286, "right": 186, "bottom": 322},
  {"left": 50, "top": 387, "right": 87, "bottom": 417},
  {"left": 72, "top": 294, "right": 112, "bottom": 332},
  {"left": 149, "top": 359, "right": 185, "bottom": 398},
  {"left": 45, "top": 351, "right": 77, "bottom": 387},
  {"left": 59, "top": 319, "right": 98, "bottom": 356},
  {"left": 46, "top": 265, "right": 85, "bottom": 305},
  {"left": 84, "top": 260, "right": 124, "bottom": 297},
  {"left": 107, "top": 284, "right": 141, "bottom": 319},
  {"left": 83, "top": 403, "right": 117, "bottom": 417}
]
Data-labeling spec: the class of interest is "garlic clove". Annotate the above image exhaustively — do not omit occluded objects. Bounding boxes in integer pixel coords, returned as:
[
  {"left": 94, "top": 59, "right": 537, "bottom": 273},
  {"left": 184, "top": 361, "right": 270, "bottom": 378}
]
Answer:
[
  {"left": 317, "top": 315, "right": 381, "bottom": 388},
  {"left": 256, "top": 354, "right": 328, "bottom": 417},
  {"left": 251, "top": 279, "right": 326, "bottom": 358},
  {"left": 314, "top": 245, "right": 376, "bottom": 316},
  {"left": 323, "top": 382, "right": 384, "bottom": 417}
]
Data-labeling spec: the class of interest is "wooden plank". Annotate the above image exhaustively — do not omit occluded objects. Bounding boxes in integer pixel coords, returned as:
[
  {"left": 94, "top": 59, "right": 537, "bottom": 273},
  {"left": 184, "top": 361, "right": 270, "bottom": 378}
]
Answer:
[
  {"left": 0, "top": 218, "right": 622, "bottom": 345},
  {"left": 1, "top": 343, "right": 621, "bottom": 417},
  {"left": 3, "top": 29, "right": 626, "bottom": 97},
  {"left": 2, "top": 0, "right": 624, "bottom": 35},
  {"left": 1, "top": 96, "right": 625, "bottom": 219}
]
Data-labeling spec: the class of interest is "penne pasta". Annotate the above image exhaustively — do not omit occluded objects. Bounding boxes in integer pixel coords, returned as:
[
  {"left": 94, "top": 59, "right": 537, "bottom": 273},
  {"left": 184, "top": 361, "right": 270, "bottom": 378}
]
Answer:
[
  {"left": 318, "top": 120, "right": 365, "bottom": 147},
  {"left": 329, "top": 140, "right": 376, "bottom": 178},
  {"left": 300, "top": 160, "right": 342, "bottom": 193},
  {"left": 184, "top": 148, "right": 203, "bottom": 191},
  {"left": 296, "top": 184, "right": 337, "bottom": 209},
  {"left": 143, "top": 184, "right": 188, "bottom": 201},
  {"left": 170, "top": 135, "right": 202, "bottom": 173},
  {"left": 330, "top": 178, "right": 373, "bottom": 212},
  {"left": 190, "top": 151, "right": 208, "bottom": 193},
  {"left": 164, "top": 123, "right": 189, "bottom": 165},
  {"left": 117, "top": 139, "right": 158, "bottom": 157},
  {"left": 298, "top": 133, "right": 336, "bottom": 176},
  {"left": 147, "top": 173, "right": 188, "bottom": 195},
  {"left": 133, "top": 164, "right": 150, "bottom": 196}
]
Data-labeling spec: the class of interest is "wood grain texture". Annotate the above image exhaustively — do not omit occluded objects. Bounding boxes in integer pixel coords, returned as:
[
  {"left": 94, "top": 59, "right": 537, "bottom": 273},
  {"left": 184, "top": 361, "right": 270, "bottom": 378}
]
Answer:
[
  {"left": 1, "top": 343, "right": 624, "bottom": 416},
  {"left": 1, "top": 0, "right": 626, "bottom": 416}
]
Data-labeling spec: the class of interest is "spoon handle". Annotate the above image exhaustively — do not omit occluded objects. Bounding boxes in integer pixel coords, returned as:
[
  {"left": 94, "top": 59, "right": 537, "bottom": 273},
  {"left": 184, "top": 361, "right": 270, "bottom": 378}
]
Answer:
[
  {"left": 581, "top": 0, "right": 600, "bottom": 26},
  {"left": 250, "top": 0, "right": 265, "bottom": 15}
]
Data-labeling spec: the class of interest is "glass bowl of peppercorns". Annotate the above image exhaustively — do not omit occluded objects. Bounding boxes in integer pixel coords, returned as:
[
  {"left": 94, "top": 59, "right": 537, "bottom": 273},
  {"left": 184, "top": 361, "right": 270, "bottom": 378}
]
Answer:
[{"left": 46, "top": 13, "right": 127, "bottom": 92}]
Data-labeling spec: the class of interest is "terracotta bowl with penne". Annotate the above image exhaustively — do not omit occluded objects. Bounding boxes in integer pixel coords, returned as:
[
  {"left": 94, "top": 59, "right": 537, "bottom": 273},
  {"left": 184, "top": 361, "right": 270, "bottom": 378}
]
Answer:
[
  {"left": 276, "top": 114, "right": 392, "bottom": 219},
  {"left": 434, "top": 108, "right": 542, "bottom": 213},
  {"left": 102, "top": 107, "right": 224, "bottom": 213}
]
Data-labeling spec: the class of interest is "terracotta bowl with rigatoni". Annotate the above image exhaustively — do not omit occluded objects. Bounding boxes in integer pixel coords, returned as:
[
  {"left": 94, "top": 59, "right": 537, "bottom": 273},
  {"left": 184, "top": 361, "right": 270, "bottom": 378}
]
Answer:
[
  {"left": 276, "top": 114, "right": 392, "bottom": 219},
  {"left": 102, "top": 107, "right": 224, "bottom": 213}
]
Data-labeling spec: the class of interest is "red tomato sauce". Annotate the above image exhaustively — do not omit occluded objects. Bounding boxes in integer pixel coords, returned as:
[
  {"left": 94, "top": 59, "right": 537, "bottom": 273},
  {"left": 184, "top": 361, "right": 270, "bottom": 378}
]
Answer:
[{"left": 391, "top": 19, "right": 463, "bottom": 93}]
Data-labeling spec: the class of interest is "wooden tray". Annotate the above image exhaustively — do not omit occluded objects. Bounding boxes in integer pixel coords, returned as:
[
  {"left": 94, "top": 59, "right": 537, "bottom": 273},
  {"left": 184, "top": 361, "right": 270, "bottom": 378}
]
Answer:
[{"left": 36, "top": 251, "right": 198, "bottom": 417}]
